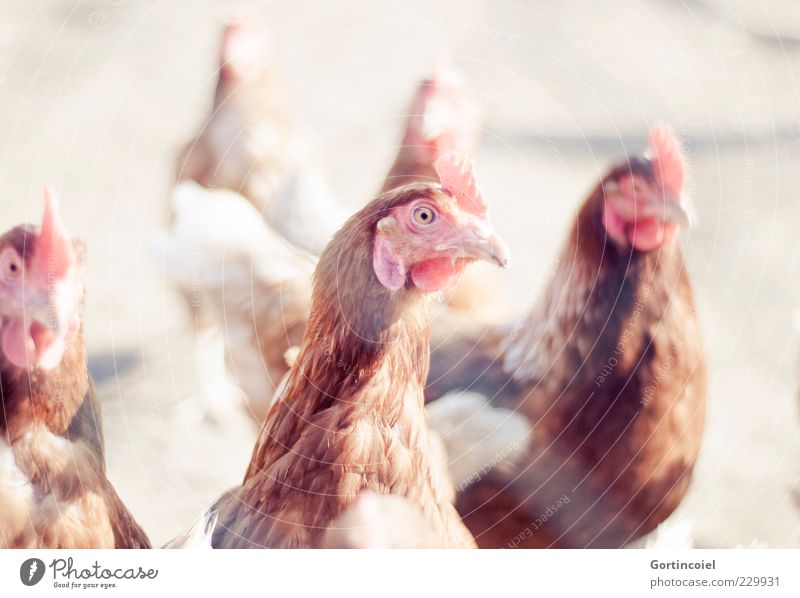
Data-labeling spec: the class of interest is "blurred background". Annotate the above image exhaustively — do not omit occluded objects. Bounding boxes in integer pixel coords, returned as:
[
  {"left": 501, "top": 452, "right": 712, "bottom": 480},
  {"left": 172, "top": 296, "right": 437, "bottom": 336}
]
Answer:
[{"left": 1, "top": 0, "right": 799, "bottom": 546}]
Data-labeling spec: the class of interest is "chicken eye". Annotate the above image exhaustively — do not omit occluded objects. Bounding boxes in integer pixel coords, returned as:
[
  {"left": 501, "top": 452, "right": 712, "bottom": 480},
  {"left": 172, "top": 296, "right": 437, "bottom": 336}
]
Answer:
[
  {"left": 412, "top": 206, "right": 436, "bottom": 225},
  {"left": 0, "top": 249, "right": 21, "bottom": 279}
]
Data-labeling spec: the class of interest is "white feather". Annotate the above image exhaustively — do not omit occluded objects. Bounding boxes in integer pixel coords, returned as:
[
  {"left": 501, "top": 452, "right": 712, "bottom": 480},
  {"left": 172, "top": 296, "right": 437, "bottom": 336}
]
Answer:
[
  {"left": 266, "top": 166, "right": 349, "bottom": 256},
  {"left": 625, "top": 518, "right": 695, "bottom": 549},
  {"left": 153, "top": 181, "right": 315, "bottom": 290},
  {"left": 163, "top": 510, "right": 218, "bottom": 549},
  {"left": 426, "top": 391, "right": 532, "bottom": 490}
]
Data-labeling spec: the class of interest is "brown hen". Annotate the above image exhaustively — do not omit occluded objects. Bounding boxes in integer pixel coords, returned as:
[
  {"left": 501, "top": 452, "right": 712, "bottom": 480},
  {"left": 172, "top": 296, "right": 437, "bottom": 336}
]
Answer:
[
  {"left": 209, "top": 155, "right": 508, "bottom": 548},
  {"left": 426, "top": 125, "right": 707, "bottom": 548},
  {"left": 0, "top": 189, "right": 149, "bottom": 549}
]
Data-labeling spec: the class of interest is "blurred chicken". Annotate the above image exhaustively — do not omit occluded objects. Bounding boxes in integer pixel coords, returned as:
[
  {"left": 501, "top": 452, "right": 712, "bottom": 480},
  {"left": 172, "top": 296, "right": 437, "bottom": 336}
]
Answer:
[
  {"left": 426, "top": 124, "right": 707, "bottom": 548},
  {"left": 381, "top": 60, "right": 505, "bottom": 319},
  {"left": 322, "top": 491, "right": 441, "bottom": 548},
  {"left": 381, "top": 60, "right": 480, "bottom": 192},
  {"left": 156, "top": 182, "right": 314, "bottom": 421},
  {"left": 172, "top": 20, "right": 345, "bottom": 421},
  {"left": 207, "top": 154, "right": 508, "bottom": 548},
  {"left": 176, "top": 20, "right": 346, "bottom": 254},
  {"left": 0, "top": 189, "right": 149, "bottom": 548}
]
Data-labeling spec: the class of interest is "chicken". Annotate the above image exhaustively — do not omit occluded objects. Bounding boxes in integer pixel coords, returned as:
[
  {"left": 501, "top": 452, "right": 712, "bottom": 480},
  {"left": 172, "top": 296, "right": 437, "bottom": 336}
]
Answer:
[
  {"left": 156, "top": 182, "right": 314, "bottom": 421},
  {"left": 176, "top": 20, "right": 346, "bottom": 254},
  {"left": 171, "top": 19, "right": 345, "bottom": 420},
  {"left": 207, "top": 154, "right": 509, "bottom": 548},
  {"left": 321, "top": 491, "right": 441, "bottom": 548},
  {"left": 425, "top": 124, "right": 706, "bottom": 548},
  {"left": 380, "top": 60, "right": 503, "bottom": 318},
  {"left": 0, "top": 189, "right": 149, "bottom": 548},
  {"left": 381, "top": 59, "right": 481, "bottom": 193}
]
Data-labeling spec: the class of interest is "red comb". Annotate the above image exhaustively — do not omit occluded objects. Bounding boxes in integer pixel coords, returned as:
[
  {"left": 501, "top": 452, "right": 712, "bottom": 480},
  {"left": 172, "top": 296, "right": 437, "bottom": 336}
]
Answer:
[
  {"left": 647, "top": 123, "right": 685, "bottom": 197},
  {"left": 413, "top": 57, "right": 467, "bottom": 119},
  {"left": 220, "top": 20, "right": 270, "bottom": 80},
  {"left": 431, "top": 55, "right": 463, "bottom": 88},
  {"left": 434, "top": 153, "right": 487, "bottom": 217},
  {"left": 406, "top": 58, "right": 480, "bottom": 163},
  {"left": 38, "top": 187, "right": 76, "bottom": 282}
]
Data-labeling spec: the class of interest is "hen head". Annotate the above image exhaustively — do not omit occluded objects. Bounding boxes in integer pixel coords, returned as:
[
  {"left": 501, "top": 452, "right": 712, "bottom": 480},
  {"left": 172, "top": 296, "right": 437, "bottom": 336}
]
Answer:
[
  {"left": 0, "top": 188, "right": 82, "bottom": 370},
  {"left": 219, "top": 19, "right": 272, "bottom": 85},
  {"left": 404, "top": 58, "right": 481, "bottom": 165},
  {"left": 601, "top": 123, "right": 692, "bottom": 252},
  {"left": 373, "top": 153, "right": 508, "bottom": 292}
]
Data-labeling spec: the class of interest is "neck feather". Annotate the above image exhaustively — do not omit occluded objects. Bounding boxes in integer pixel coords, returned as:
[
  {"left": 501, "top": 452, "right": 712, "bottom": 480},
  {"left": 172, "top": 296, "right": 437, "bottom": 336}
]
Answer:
[
  {"left": 502, "top": 186, "right": 686, "bottom": 387},
  {"left": 248, "top": 194, "right": 434, "bottom": 475}
]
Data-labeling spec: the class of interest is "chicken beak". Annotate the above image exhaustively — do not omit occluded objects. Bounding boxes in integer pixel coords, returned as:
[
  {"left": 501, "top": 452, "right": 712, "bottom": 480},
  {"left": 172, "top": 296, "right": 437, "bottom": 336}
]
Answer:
[
  {"left": 458, "top": 220, "right": 510, "bottom": 269},
  {"left": 639, "top": 193, "right": 692, "bottom": 228},
  {"left": 662, "top": 196, "right": 692, "bottom": 227}
]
